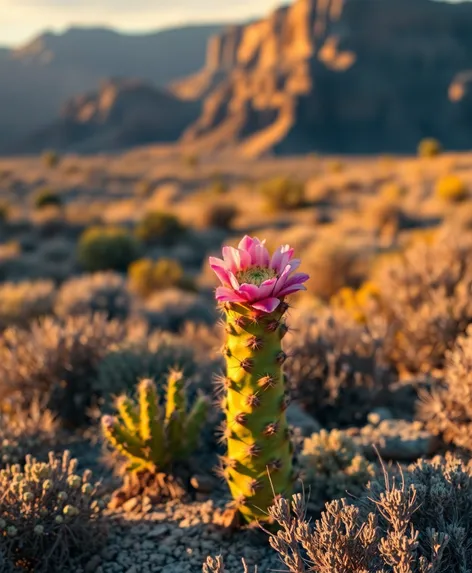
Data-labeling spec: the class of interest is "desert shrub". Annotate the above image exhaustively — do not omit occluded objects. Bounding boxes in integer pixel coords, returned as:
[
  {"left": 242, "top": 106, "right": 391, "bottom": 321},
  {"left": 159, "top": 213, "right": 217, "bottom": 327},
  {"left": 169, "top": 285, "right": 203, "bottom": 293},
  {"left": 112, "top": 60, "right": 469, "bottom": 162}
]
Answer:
[
  {"left": 369, "top": 234, "right": 472, "bottom": 372},
  {"left": 0, "top": 402, "right": 58, "bottom": 469},
  {"left": 203, "top": 556, "right": 255, "bottom": 572},
  {"left": 78, "top": 226, "right": 141, "bottom": 272},
  {"left": 41, "top": 150, "right": 60, "bottom": 169},
  {"left": 134, "top": 180, "right": 153, "bottom": 198},
  {"left": 209, "top": 175, "right": 228, "bottom": 195},
  {"left": 94, "top": 330, "right": 198, "bottom": 401},
  {"left": 330, "top": 282, "right": 381, "bottom": 324},
  {"left": 304, "top": 243, "right": 361, "bottom": 302},
  {"left": 327, "top": 159, "right": 344, "bottom": 173},
  {"left": 0, "top": 201, "right": 9, "bottom": 223},
  {"left": 0, "top": 314, "right": 126, "bottom": 426},
  {"left": 135, "top": 211, "right": 186, "bottom": 246},
  {"left": 34, "top": 188, "right": 62, "bottom": 209},
  {"left": 285, "top": 311, "right": 392, "bottom": 427},
  {"left": 202, "top": 203, "right": 238, "bottom": 230},
  {"left": 141, "top": 289, "right": 216, "bottom": 332},
  {"left": 379, "top": 181, "right": 407, "bottom": 201},
  {"left": 435, "top": 173, "right": 468, "bottom": 202},
  {"left": 260, "top": 177, "right": 306, "bottom": 211},
  {"left": 418, "top": 137, "right": 442, "bottom": 157},
  {"left": 300, "top": 429, "right": 374, "bottom": 511},
  {"left": 419, "top": 326, "right": 472, "bottom": 452},
  {"left": 0, "top": 279, "right": 56, "bottom": 329},
  {"left": 55, "top": 272, "right": 131, "bottom": 320},
  {"left": 0, "top": 451, "right": 106, "bottom": 572},
  {"left": 267, "top": 454, "right": 472, "bottom": 572},
  {"left": 128, "top": 258, "right": 195, "bottom": 298},
  {"left": 183, "top": 154, "right": 199, "bottom": 169}
]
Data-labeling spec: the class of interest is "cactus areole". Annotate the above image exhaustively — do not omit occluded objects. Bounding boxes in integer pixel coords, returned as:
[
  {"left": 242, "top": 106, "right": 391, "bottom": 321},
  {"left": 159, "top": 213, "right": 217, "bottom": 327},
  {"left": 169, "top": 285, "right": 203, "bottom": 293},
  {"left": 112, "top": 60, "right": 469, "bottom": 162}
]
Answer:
[{"left": 210, "top": 236, "right": 308, "bottom": 523}]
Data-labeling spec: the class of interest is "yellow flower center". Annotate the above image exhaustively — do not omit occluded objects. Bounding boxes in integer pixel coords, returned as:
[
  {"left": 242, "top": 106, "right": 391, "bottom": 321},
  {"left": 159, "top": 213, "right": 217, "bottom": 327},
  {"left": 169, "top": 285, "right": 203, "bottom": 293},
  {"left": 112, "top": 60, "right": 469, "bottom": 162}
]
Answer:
[{"left": 236, "top": 266, "right": 277, "bottom": 286}]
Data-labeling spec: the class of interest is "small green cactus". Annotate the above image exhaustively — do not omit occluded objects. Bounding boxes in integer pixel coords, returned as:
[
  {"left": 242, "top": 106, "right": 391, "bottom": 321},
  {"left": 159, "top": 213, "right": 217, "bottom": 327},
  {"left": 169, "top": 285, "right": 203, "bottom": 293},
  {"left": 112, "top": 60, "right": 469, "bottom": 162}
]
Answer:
[{"left": 102, "top": 373, "right": 208, "bottom": 473}]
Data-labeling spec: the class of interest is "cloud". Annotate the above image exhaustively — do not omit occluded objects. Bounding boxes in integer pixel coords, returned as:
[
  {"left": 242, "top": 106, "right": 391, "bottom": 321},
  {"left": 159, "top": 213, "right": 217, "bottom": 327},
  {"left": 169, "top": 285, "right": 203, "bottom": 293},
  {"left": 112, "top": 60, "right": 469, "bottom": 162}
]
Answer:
[{"left": 0, "top": 0, "right": 287, "bottom": 46}]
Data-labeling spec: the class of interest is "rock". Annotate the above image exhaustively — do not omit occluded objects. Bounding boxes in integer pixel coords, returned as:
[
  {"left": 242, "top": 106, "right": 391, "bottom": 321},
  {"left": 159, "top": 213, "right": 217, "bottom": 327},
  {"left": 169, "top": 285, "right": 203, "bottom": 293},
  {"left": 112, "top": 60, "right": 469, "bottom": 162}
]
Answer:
[
  {"left": 286, "top": 402, "right": 321, "bottom": 436},
  {"left": 122, "top": 497, "right": 139, "bottom": 513},
  {"left": 85, "top": 556, "right": 102, "bottom": 572},
  {"left": 352, "top": 419, "right": 439, "bottom": 462}
]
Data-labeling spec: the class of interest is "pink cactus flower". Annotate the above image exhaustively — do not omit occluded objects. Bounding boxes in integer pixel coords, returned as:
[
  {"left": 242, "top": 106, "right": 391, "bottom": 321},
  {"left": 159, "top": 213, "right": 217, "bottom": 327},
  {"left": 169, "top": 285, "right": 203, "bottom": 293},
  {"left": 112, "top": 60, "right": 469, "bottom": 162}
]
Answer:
[{"left": 209, "top": 235, "right": 309, "bottom": 313}]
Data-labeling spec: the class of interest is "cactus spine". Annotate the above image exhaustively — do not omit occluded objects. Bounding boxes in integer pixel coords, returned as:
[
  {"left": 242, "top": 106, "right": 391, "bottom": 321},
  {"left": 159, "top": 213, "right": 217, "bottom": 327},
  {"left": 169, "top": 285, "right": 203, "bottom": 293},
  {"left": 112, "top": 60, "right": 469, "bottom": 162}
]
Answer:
[
  {"left": 102, "top": 372, "right": 208, "bottom": 473},
  {"left": 220, "top": 301, "right": 292, "bottom": 523}
]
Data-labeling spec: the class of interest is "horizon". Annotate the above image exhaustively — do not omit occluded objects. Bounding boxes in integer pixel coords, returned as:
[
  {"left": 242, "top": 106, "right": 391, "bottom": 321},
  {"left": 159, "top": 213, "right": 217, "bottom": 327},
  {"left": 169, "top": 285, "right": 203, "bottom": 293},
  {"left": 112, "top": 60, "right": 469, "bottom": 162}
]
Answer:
[
  {"left": 1, "top": 0, "right": 468, "bottom": 49},
  {"left": 0, "top": 0, "right": 287, "bottom": 48}
]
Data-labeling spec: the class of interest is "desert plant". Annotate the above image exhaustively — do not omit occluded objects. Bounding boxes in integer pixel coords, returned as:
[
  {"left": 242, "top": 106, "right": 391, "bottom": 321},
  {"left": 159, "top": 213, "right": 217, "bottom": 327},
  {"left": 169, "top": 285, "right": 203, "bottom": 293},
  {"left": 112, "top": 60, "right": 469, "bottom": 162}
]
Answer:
[
  {"left": 135, "top": 211, "right": 186, "bottom": 246},
  {"left": 0, "top": 402, "right": 59, "bottom": 469},
  {"left": 203, "top": 203, "right": 238, "bottom": 230},
  {"left": 94, "top": 330, "right": 198, "bottom": 401},
  {"left": 300, "top": 429, "right": 374, "bottom": 511},
  {"left": 78, "top": 226, "right": 141, "bottom": 272},
  {"left": 369, "top": 234, "right": 472, "bottom": 372},
  {"left": 34, "top": 188, "right": 62, "bottom": 209},
  {"left": 209, "top": 235, "right": 309, "bottom": 523},
  {"left": 260, "top": 177, "right": 306, "bottom": 211},
  {"left": 418, "top": 325, "right": 472, "bottom": 452},
  {"left": 203, "top": 555, "right": 256, "bottom": 573},
  {"left": 54, "top": 271, "right": 131, "bottom": 320},
  {"left": 41, "top": 150, "right": 60, "bottom": 169},
  {"left": 267, "top": 454, "right": 472, "bottom": 572},
  {"left": 330, "top": 282, "right": 381, "bottom": 324},
  {"left": 102, "top": 374, "right": 208, "bottom": 473},
  {"left": 435, "top": 173, "right": 468, "bottom": 202},
  {"left": 0, "top": 279, "right": 56, "bottom": 329},
  {"left": 0, "top": 451, "right": 106, "bottom": 572},
  {"left": 418, "top": 137, "right": 442, "bottom": 157},
  {"left": 0, "top": 201, "right": 9, "bottom": 223},
  {"left": 285, "top": 311, "right": 391, "bottom": 427},
  {"left": 183, "top": 154, "right": 199, "bottom": 169},
  {"left": 128, "top": 258, "right": 194, "bottom": 297},
  {"left": 0, "top": 314, "right": 126, "bottom": 426}
]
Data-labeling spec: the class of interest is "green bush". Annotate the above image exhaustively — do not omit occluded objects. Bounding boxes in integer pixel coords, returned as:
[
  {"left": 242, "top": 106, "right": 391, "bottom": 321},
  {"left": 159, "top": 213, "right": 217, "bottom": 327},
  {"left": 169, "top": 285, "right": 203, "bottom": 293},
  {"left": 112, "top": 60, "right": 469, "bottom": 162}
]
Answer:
[
  {"left": 135, "top": 211, "right": 185, "bottom": 246},
  {"left": 34, "top": 188, "right": 62, "bottom": 209},
  {"left": 260, "top": 177, "right": 306, "bottom": 211},
  {"left": 128, "top": 258, "right": 195, "bottom": 297},
  {"left": 78, "top": 226, "right": 141, "bottom": 272},
  {"left": 202, "top": 203, "right": 238, "bottom": 229},
  {"left": 42, "top": 150, "right": 60, "bottom": 169},
  {"left": 418, "top": 137, "right": 442, "bottom": 158}
]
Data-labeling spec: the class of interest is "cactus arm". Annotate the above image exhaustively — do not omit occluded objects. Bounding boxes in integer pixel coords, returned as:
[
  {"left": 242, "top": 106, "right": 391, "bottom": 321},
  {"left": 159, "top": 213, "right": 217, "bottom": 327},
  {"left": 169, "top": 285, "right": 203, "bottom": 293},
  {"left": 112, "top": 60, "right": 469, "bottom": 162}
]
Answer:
[
  {"left": 165, "top": 369, "right": 187, "bottom": 420},
  {"left": 184, "top": 395, "right": 209, "bottom": 454},
  {"left": 101, "top": 416, "right": 149, "bottom": 468},
  {"left": 116, "top": 396, "right": 140, "bottom": 434},
  {"left": 137, "top": 378, "right": 168, "bottom": 469}
]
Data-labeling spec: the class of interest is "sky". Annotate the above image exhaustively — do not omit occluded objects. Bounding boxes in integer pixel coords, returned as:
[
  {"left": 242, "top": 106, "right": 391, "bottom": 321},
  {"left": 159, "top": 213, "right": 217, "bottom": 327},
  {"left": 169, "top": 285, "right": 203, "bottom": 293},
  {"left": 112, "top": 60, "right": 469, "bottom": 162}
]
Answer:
[{"left": 0, "top": 0, "right": 290, "bottom": 47}]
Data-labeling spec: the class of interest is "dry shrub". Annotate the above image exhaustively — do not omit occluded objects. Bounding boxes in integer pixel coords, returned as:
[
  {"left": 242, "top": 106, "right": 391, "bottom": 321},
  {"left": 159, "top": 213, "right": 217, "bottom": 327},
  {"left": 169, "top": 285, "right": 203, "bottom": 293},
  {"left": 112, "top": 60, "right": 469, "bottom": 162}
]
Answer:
[
  {"left": 304, "top": 243, "right": 362, "bottom": 302},
  {"left": 260, "top": 177, "right": 306, "bottom": 211},
  {"left": 300, "top": 429, "right": 374, "bottom": 511},
  {"left": 0, "top": 314, "right": 126, "bottom": 426},
  {"left": 135, "top": 210, "right": 186, "bottom": 246},
  {"left": 267, "top": 454, "right": 472, "bottom": 572},
  {"left": 0, "top": 280, "right": 56, "bottom": 329},
  {"left": 202, "top": 203, "right": 238, "bottom": 230},
  {"left": 435, "top": 174, "right": 468, "bottom": 202},
  {"left": 41, "top": 149, "right": 60, "bottom": 169},
  {"left": 369, "top": 234, "right": 472, "bottom": 372},
  {"left": 0, "top": 402, "right": 59, "bottom": 469},
  {"left": 418, "top": 325, "right": 472, "bottom": 452},
  {"left": 55, "top": 272, "right": 131, "bottom": 320},
  {"left": 285, "top": 311, "right": 392, "bottom": 427},
  {"left": 0, "top": 451, "right": 106, "bottom": 572}
]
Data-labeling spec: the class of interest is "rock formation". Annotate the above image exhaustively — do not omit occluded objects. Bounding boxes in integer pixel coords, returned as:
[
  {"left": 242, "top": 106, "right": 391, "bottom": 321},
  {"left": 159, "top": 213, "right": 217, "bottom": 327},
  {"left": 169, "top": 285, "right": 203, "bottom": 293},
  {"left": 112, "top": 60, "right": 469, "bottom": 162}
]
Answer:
[{"left": 179, "top": 0, "right": 472, "bottom": 156}]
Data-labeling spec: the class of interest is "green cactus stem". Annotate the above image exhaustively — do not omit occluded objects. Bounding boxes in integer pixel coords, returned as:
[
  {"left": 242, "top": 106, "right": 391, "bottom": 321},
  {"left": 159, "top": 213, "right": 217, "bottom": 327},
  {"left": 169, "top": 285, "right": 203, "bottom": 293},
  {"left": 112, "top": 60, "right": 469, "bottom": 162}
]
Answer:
[
  {"left": 220, "top": 301, "right": 293, "bottom": 523},
  {"left": 102, "top": 373, "right": 208, "bottom": 474}
]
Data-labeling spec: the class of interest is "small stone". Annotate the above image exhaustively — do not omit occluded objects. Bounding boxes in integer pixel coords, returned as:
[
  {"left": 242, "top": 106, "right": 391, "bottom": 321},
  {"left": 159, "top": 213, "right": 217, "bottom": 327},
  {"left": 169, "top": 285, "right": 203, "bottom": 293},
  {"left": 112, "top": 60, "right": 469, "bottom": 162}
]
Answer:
[
  {"left": 286, "top": 402, "right": 321, "bottom": 436},
  {"left": 122, "top": 498, "right": 139, "bottom": 513},
  {"left": 190, "top": 475, "right": 215, "bottom": 493},
  {"left": 85, "top": 555, "right": 102, "bottom": 572}
]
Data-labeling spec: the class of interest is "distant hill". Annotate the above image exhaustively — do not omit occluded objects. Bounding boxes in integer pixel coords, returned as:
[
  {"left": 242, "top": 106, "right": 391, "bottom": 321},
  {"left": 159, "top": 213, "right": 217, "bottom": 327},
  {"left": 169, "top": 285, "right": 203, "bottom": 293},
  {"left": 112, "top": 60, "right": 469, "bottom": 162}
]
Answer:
[
  {"left": 16, "top": 78, "right": 200, "bottom": 153},
  {"left": 0, "top": 24, "right": 223, "bottom": 150}
]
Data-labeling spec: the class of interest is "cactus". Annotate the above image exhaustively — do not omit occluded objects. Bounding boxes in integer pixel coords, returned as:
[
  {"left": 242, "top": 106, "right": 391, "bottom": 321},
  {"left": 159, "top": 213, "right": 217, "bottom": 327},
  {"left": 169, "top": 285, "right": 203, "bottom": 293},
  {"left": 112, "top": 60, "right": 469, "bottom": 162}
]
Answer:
[
  {"left": 209, "top": 235, "right": 309, "bottom": 523},
  {"left": 102, "top": 372, "right": 208, "bottom": 473}
]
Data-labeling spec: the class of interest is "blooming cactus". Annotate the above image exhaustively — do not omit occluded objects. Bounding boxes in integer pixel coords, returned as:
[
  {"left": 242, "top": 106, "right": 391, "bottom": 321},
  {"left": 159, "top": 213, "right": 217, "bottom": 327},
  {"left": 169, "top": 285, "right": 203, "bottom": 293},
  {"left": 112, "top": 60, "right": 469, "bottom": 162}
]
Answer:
[{"left": 210, "top": 236, "right": 308, "bottom": 523}]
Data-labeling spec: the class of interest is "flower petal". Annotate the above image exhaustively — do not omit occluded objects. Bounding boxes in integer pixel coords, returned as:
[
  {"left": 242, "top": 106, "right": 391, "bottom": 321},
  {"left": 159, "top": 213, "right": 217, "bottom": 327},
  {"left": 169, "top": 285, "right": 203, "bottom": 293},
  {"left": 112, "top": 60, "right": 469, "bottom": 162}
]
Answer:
[
  {"left": 270, "top": 244, "right": 294, "bottom": 272},
  {"left": 238, "top": 235, "right": 256, "bottom": 252},
  {"left": 277, "top": 283, "right": 307, "bottom": 296},
  {"left": 223, "top": 246, "right": 251, "bottom": 273},
  {"left": 251, "top": 297, "right": 281, "bottom": 313},
  {"left": 209, "top": 256, "right": 231, "bottom": 286},
  {"left": 215, "top": 286, "right": 245, "bottom": 303}
]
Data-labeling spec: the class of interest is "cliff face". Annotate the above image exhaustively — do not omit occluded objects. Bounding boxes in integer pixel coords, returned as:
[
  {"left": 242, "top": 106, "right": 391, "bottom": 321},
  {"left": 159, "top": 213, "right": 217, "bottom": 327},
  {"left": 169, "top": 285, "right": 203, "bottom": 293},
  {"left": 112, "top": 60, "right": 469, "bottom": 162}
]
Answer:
[
  {"left": 180, "top": 0, "right": 472, "bottom": 155},
  {"left": 17, "top": 79, "right": 200, "bottom": 153}
]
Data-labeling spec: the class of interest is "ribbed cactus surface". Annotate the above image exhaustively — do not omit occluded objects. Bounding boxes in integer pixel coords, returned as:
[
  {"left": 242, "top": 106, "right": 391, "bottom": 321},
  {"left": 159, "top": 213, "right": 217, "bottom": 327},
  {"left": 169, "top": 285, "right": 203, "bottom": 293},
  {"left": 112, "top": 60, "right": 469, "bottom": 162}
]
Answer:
[{"left": 219, "top": 301, "right": 293, "bottom": 523}]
